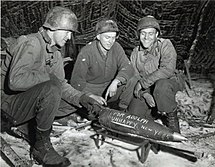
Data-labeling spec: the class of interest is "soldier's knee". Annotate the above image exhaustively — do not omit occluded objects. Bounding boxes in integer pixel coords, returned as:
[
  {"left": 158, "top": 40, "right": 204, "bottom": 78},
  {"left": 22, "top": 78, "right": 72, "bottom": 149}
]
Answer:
[
  {"left": 42, "top": 80, "right": 62, "bottom": 96},
  {"left": 155, "top": 79, "right": 169, "bottom": 90}
]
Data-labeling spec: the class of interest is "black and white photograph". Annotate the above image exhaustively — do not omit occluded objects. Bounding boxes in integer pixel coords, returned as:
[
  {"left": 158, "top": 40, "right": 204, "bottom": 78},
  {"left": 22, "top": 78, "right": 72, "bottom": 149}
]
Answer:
[{"left": 1, "top": 0, "right": 215, "bottom": 167}]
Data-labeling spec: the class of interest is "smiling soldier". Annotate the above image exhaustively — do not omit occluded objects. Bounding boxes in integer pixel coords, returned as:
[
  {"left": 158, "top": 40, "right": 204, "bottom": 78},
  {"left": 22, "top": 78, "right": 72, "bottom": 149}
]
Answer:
[
  {"left": 118, "top": 16, "right": 185, "bottom": 133},
  {"left": 70, "top": 18, "right": 134, "bottom": 112}
]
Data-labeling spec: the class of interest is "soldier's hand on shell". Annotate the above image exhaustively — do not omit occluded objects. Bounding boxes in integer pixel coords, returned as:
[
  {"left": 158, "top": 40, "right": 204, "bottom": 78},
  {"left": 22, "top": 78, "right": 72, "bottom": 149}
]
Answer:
[
  {"left": 79, "top": 94, "right": 100, "bottom": 111},
  {"left": 89, "top": 94, "right": 107, "bottom": 106}
]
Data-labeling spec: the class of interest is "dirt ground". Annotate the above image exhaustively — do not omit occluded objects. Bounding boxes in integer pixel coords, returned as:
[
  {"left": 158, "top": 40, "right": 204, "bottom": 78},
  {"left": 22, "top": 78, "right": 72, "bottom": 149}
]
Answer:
[
  {"left": 1, "top": 77, "right": 215, "bottom": 167},
  {"left": 1, "top": 126, "right": 215, "bottom": 167}
]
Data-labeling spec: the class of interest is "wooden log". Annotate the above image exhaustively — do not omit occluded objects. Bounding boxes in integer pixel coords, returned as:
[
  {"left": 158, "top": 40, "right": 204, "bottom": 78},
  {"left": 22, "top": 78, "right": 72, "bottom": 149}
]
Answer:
[{"left": 0, "top": 136, "right": 32, "bottom": 167}]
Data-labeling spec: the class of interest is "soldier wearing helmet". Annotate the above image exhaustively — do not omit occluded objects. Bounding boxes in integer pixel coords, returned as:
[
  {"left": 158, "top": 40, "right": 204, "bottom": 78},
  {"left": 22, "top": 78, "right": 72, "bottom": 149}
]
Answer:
[
  {"left": 70, "top": 18, "right": 134, "bottom": 109},
  {"left": 1, "top": 6, "right": 98, "bottom": 167},
  {"left": 118, "top": 16, "right": 185, "bottom": 133},
  {"left": 137, "top": 15, "right": 161, "bottom": 35},
  {"left": 42, "top": 6, "right": 79, "bottom": 48},
  {"left": 95, "top": 19, "right": 119, "bottom": 36},
  {"left": 43, "top": 6, "right": 79, "bottom": 32}
]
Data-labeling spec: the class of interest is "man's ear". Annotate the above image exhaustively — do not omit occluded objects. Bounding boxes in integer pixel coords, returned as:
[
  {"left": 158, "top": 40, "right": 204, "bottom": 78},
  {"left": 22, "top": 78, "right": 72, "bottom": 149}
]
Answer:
[
  {"left": 156, "top": 31, "right": 159, "bottom": 37},
  {"left": 96, "top": 34, "right": 100, "bottom": 40}
]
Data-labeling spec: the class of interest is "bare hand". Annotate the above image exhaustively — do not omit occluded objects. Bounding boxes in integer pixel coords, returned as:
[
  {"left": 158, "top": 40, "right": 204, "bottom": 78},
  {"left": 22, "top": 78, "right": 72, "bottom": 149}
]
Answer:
[
  {"left": 134, "top": 81, "right": 142, "bottom": 98},
  {"left": 143, "top": 92, "right": 155, "bottom": 107},
  {"left": 89, "top": 94, "right": 107, "bottom": 106},
  {"left": 105, "top": 79, "right": 120, "bottom": 100}
]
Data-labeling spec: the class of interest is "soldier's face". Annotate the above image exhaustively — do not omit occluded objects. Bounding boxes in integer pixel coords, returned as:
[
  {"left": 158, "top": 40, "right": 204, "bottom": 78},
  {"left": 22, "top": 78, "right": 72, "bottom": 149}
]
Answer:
[
  {"left": 97, "top": 32, "right": 117, "bottom": 50},
  {"left": 140, "top": 28, "right": 158, "bottom": 49},
  {"left": 53, "top": 30, "right": 72, "bottom": 47}
]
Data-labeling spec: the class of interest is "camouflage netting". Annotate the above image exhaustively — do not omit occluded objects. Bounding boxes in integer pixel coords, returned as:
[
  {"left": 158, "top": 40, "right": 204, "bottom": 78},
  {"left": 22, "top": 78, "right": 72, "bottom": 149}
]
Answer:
[{"left": 1, "top": 0, "right": 215, "bottom": 73}]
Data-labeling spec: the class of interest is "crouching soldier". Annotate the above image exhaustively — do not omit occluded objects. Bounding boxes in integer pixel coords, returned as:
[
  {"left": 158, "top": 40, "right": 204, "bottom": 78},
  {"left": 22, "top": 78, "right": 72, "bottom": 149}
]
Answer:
[
  {"left": 118, "top": 16, "right": 185, "bottom": 133},
  {"left": 1, "top": 6, "right": 97, "bottom": 167}
]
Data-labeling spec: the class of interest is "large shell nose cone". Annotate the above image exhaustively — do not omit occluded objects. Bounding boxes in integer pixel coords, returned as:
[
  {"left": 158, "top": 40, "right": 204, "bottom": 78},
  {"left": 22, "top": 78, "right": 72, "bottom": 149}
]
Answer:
[{"left": 172, "top": 132, "right": 187, "bottom": 141}]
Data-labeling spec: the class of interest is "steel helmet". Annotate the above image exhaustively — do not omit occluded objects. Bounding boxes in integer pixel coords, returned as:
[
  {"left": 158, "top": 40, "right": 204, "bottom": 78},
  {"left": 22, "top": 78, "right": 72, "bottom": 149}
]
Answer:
[
  {"left": 137, "top": 15, "right": 160, "bottom": 35},
  {"left": 95, "top": 18, "right": 119, "bottom": 35},
  {"left": 43, "top": 6, "right": 79, "bottom": 32}
]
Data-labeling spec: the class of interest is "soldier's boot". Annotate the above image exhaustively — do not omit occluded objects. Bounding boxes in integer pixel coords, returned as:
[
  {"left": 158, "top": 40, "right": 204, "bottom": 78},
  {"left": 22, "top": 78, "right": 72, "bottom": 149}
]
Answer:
[
  {"left": 1, "top": 110, "right": 16, "bottom": 132},
  {"left": 167, "top": 108, "right": 180, "bottom": 134},
  {"left": 31, "top": 128, "right": 71, "bottom": 167}
]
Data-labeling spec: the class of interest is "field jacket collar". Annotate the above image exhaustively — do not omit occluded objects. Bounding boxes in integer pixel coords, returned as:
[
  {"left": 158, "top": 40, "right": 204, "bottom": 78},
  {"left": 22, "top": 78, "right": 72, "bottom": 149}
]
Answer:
[{"left": 39, "top": 27, "right": 60, "bottom": 53}]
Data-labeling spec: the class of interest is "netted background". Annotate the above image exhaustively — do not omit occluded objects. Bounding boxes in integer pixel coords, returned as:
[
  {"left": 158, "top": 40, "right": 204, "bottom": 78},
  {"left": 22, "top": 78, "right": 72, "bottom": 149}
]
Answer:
[{"left": 1, "top": 0, "right": 215, "bottom": 73}]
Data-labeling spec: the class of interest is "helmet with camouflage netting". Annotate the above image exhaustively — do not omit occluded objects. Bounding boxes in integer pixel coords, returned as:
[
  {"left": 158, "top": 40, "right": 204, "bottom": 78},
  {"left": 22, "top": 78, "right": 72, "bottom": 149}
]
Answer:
[{"left": 43, "top": 6, "right": 79, "bottom": 32}]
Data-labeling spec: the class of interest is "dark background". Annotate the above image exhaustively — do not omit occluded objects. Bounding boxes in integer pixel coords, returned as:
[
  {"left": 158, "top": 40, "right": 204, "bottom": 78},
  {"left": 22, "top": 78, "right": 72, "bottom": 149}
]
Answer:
[{"left": 1, "top": 0, "right": 215, "bottom": 74}]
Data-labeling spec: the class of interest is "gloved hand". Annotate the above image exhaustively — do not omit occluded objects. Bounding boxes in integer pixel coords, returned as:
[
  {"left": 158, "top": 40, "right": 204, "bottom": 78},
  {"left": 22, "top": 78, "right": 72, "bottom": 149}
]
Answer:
[
  {"left": 79, "top": 94, "right": 98, "bottom": 111},
  {"left": 89, "top": 94, "right": 107, "bottom": 106},
  {"left": 88, "top": 103, "right": 104, "bottom": 120},
  {"left": 79, "top": 94, "right": 103, "bottom": 120}
]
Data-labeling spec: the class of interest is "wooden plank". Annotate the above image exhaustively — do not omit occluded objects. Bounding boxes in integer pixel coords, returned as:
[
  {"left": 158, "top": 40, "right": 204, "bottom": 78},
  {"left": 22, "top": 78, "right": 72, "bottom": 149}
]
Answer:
[{"left": 0, "top": 136, "right": 32, "bottom": 167}]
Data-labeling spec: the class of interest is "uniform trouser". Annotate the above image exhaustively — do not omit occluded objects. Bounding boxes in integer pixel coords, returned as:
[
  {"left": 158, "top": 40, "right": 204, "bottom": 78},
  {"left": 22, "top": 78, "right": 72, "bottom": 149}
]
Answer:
[
  {"left": 118, "top": 76, "right": 139, "bottom": 109},
  {"left": 124, "top": 78, "right": 181, "bottom": 118},
  {"left": 1, "top": 80, "right": 76, "bottom": 131}
]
